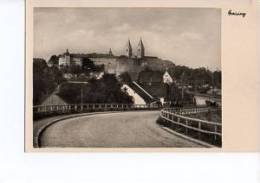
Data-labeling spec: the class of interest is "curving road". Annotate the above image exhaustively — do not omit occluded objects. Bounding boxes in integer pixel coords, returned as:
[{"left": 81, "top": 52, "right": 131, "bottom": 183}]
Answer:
[{"left": 40, "top": 111, "right": 202, "bottom": 148}]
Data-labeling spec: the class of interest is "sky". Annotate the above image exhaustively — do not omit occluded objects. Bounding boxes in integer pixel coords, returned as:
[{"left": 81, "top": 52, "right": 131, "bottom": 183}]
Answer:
[{"left": 34, "top": 8, "right": 221, "bottom": 70}]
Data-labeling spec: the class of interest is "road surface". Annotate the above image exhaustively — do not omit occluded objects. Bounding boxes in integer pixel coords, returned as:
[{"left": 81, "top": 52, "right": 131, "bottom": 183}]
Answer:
[{"left": 40, "top": 111, "right": 202, "bottom": 147}]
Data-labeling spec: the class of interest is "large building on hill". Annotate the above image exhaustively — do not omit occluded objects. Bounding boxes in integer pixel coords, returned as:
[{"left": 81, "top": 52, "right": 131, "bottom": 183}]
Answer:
[
  {"left": 58, "top": 38, "right": 146, "bottom": 72},
  {"left": 57, "top": 38, "right": 174, "bottom": 78},
  {"left": 58, "top": 49, "right": 117, "bottom": 73}
]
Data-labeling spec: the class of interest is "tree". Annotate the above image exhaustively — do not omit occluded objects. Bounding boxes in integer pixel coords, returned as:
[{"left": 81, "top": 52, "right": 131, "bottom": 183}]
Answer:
[
  {"left": 33, "top": 58, "right": 48, "bottom": 105},
  {"left": 33, "top": 58, "right": 65, "bottom": 105},
  {"left": 57, "top": 74, "right": 133, "bottom": 104},
  {"left": 82, "top": 58, "right": 104, "bottom": 75},
  {"left": 48, "top": 55, "right": 59, "bottom": 67},
  {"left": 69, "top": 64, "right": 82, "bottom": 76},
  {"left": 213, "top": 71, "right": 221, "bottom": 89}
]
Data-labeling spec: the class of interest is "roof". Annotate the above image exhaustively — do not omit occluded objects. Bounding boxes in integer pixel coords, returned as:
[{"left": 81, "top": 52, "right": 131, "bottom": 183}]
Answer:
[
  {"left": 138, "top": 70, "right": 164, "bottom": 83},
  {"left": 187, "top": 91, "right": 221, "bottom": 99},
  {"left": 70, "top": 53, "right": 89, "bottom": 58},
  {"left": 138, "top": 38, "right": 144, "bottom": 49},
  {"left": 70, "top": 53, "right": 117, "bottom": 59},
  {"left": 139, "top": 83, "right": 167, "bottom": 98},
  {"left": 41, "top": 93, "right": 68, "bottom": 105},
  {"left": 128, "top": 82, "right": 155, "bottom": 104},
  {"left": 126, "top": 40, "right": 132, "bottom": 49}
]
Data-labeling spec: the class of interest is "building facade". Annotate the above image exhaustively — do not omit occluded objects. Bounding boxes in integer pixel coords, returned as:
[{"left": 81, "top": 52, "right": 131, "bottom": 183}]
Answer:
[{"left": 58, "top": 38, "right": 146, "bottom": 74}]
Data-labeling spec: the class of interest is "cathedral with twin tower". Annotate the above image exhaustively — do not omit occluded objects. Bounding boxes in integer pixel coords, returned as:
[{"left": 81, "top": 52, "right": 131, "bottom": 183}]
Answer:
[
  {"left": 126, "top": 38, "right": 145, "bottom": 59},
  {"left": 57, "top": 38, "right": 146, "bottom": 75}
]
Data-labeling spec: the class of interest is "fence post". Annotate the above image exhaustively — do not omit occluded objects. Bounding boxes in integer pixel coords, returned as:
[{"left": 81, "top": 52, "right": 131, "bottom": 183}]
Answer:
[
  {"left": 80, "top": 103, "right": 83, "bottom": 112},
  {"left": 214, "top": 125, "right": 217, "bottom": 142},
  {"left": 198, "top": 121, "right": 201, "bottom": 140},
  {"left": 185, "top": 119, "right": 188, "bottom": 135}
]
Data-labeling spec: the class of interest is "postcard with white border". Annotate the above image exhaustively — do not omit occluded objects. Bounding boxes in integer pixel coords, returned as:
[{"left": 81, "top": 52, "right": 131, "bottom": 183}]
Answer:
[{"left": 25, "top": 0, "right": 259, "bottom": 152}]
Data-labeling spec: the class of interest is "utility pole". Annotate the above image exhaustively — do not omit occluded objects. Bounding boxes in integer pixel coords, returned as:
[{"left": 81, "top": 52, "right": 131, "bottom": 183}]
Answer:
[
  {"left": 181, "top": 71, "right": 186, "bottom": 101},
  {"left": 211, "top": 69, "right": 215, "bottom": 97},
  {"left": 80, "top": 85, "right": 83, "bottom": 112},
  {"left": 194, "top": 80, "right": 198, "bottom": 93}
]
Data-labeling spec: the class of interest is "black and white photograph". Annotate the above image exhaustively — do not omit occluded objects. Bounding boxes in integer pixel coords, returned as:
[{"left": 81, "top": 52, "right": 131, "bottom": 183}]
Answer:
[
  {"left": 32, "top": 8, "right": 222, "bottom": 148},
  {"left": 1, "top": 1, "right": 260, "bottom": 183}
]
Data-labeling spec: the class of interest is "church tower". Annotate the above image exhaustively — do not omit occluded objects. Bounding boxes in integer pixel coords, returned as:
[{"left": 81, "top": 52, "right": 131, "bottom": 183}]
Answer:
[
  {"left": 64, "top": 48, "right": 71, "bottom": 66},
  {"left": 125, "top": 39, "right": 132, "bottom": 58},
  {"left": 108, "top": 48, "right": 113, "bottom": 56},
  {"left": 137, "top": 38, "right": 145, "bottom": 59}
]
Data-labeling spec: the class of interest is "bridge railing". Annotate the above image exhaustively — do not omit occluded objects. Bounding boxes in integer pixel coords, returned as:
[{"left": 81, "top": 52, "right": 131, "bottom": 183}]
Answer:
[
  {"left": 33, "top": 103, "right": 161, "bottom": 120},
  {"left": 164, "top": 107, "right": 220, "bottom": 115},
  {"left": 159, "top": 108, "right": 222, "bottom": 147}
]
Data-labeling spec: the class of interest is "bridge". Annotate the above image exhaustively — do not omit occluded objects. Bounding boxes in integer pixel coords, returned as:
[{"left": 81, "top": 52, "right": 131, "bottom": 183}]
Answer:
[
  {"left": 33, "top": 103, "right": 221, "bottom": 148},
  {"left": 33, "top": 103, "right": 161, "bottom": 119},
  {"left": 159, "top": 107, "right": 221, "bottom": 147}
]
